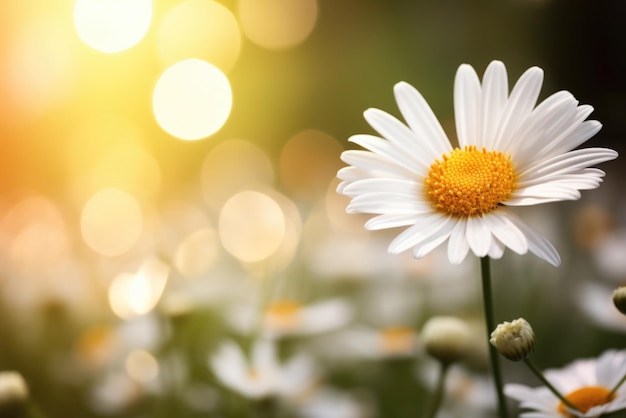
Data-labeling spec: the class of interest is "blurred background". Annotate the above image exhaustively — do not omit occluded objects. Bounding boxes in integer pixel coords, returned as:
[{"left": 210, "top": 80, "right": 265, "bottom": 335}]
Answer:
[{"left": 0, "top": 0, "right": 625, "bottom": 417}]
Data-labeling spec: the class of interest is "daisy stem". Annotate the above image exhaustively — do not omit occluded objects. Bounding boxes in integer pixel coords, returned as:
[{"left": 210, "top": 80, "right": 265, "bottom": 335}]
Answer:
[
  {"left": 607, "top": 372, "right": 626, "bottom": 400},
  {"left": 425, "top": 361, "right": 450, "bottom": 418},
  {"left": 480, "top": 256, "right": 509, "bottom": 418},
  {"left": 523, "top": 358, "right": 580, "bottom": 412},
  {"left": 25, "top": 400, "right": 49, "bottom": 418}
]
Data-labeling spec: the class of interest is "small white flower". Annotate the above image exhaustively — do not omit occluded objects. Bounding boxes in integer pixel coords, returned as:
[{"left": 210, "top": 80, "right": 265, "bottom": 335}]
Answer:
[
  {"left": 227, "top": 298, "right": 353, "bottom": 339},
  {"left": 296, "top": 387, "right": 373, "bottom": 418},
  {"left": 505, "top": 349, "right": 626, "bottom": 417},
  {"left": 575, "top": 282, "right": 626, "bottom": 333},
  {"left": 338, "top": 60, "right": 617, "bottom": 266},
  {"left": 311, "top": 325, "right": 418, "bottom": 360},
  {"left": 209, "top": 339, "right": 316, "bottom": 400}
]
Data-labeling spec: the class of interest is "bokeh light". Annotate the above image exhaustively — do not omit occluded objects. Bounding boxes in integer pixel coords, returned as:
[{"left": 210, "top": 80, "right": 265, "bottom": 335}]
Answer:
[
  {"left": 80, "top": 188, "right": 143, "bottom": 257},
  {"left": 152, "top": 59, "right": 232, "bottom": 141},
  {"left": 125, "top": 349, "right": 159, "bottom": 383},
  {"left": 157, "top": 0, "right": 241, "bottom": 72},
  {"left": 174, "top": 227, "right": 220, "bottom": 278},
  {"left": 1, "top": 195, "right": 69, "bottom": 273},
  {"left": 279, "top": 129, "right": 345, "bottom": 203},
  {"left": 201, "top": 139, "right": 274, "bottom": 209},
  {"left": 108, "top": 257, "right": 169, "bottom": 319},
  {"left": 66, "top": 113, "right": 147, "bottom": 202},
  {"left": 218, "top": 190, "right": 286, "bottom": 263},
  {"left": 2, "top": 16, "right": 75, "bottom": 120},
  {"left": 90, "top": 144, "right": 162, "bottom": 200},
  {"left": 237, "top": 0, "right": 318, "bottom": 50},
  {"left": 73, "top": 0, "right": 153, "bottom": 53}
]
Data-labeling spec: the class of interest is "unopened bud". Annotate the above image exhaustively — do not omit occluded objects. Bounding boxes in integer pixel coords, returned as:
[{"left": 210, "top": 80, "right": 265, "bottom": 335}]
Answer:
[
  {"left": 490, "top": 318, "right": 535, "bottom": 361},
  {"left": 613, "top": 286, "right": 626, "bottom": 316},
  {"left": 0, "top": 371, "right": 29, "bottom": 406},
  {"left": 421, "top": 316, "right": 471, "bottom": 364}
]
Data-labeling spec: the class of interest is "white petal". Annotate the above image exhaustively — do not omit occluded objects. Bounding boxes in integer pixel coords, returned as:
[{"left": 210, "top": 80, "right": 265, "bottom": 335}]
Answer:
[
  {"left": 480, "top": 60, "right": 508, "bottom": 150},
  {"left": 517, "top": 168, "right": 605, "bottom": 188},
  {"left": 342, "top": 178, "right": 421, "bottom": 198},
  {"left": 349, "top": 134, "right": 428, "bottom": 174},
  {"left": 365, "top": 214, "right": 425, "bottom": 230},
  {"left": 340, "top": 150, "right": 415, "bottom": 179},
  {"left": 487, "top": 238, "right": 505, "bottom": 259},
  {"left": 482, "top": 211, "right": 528, "bottom": 255},
  {"left": 506, "top": 213, "right": 560, "bottom": 266},
  {"left": 252, "top": 339, "right": 278, "bottom": 375},
  {"left": 412, "top": 217, "right": 458, "bottom": 259},
  {"left": 466, "top": 216, "right": 492, "bottom": 257},
  {"left": 394, "top": 81, "right": 453, "bottom": 158},
  {"left": 543, "top": 119, "right": 602, "bottom": 158},
  {"left": 509, "top": 91, "right": 579, "bottom": 163},
  {"left": 388, "top": 213, "right": 453, "bottom": 254},
  {"left": 448, "top": 220, "right": 471, "bottom": 264},
  {"left": 508, "top": 184, "right": 582, "bottom": 204},
  {"left": 300, "top": 299, "right": 353, "bottom": 335},
  {"left": 454, "top": 64, "right": 482, "bottom": 148},
  {"left": 211, "top": 341, "right": 247, "bottom": 389},
  {"left": 493, "top": 66, "right": 544, "bottom": 151},
  {"left": 347, "top": 193, "right": 431, "bottom": 215},
  {"left": 519, "top": 148, "right": 618, "bottom": 179}
]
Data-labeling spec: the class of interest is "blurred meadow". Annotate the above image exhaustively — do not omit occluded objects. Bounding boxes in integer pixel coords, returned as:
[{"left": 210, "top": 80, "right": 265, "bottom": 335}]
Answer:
[{"left": 0, "top": 0, "right": 625, "bottom": 417}]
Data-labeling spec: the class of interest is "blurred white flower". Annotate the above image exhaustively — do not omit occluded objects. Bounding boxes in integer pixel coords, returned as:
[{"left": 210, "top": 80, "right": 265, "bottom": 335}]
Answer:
[
  {"left": 506, "top": 349, "right": 626, "bottom": 417},
  {"left": 591, "top": 229, "right": 626, "bottom": 280},
  {"left": 576, "top": 282, "right": 626, "bottom": 333},
  {"left": 338, "top": 60, "right": 617, "bottom": 266},
  {"left": 209, "top": 338, "right": 317, "bottom": 400},
  {"left": 296, "top": 387, "right": 374, "bottom": 418},
  {"left": 418, "top": 363, "right": 496, "bottom": 416},
  {"left": 310, "top": 325, "right": 418, "bottom": 361},
  {"left": 227, "top": 297, "right": 353, "bottom": 339}
]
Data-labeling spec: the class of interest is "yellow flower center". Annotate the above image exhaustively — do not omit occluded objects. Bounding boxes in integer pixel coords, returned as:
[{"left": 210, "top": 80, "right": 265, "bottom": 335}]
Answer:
[
  {"left": 425, "top": 145, "right": 517, "bottom": 217},
  {"left": 265, "top": 300, "right": 301, "bottom": 331},
  {"left": 379, "top": 326, "right": 416, "bottom": 355},
  {"left": 557, "top": 386, "right": 615, "bottom": 416}
]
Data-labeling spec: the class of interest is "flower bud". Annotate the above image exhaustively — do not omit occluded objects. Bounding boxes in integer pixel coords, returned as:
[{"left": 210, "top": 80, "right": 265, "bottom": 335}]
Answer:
[
  {"left": 0, "top": 371, "right": 29, "bottom": 406},
  {"left": 421, "top": 316, "right": 471, "bottom": 364},
  {"left": 613, "top": 286, "right": 626, "bottom": 316},
  {"left": 490, "top": 318, "right": 535, "bottom": 361}
]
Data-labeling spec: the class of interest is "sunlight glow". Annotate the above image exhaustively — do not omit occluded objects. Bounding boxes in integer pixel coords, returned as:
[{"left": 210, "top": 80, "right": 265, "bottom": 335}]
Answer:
[
  {"left": 158, "top": 0, "right": 241, "bottom": 72},
  {"left": 80, "top": 188, "right": 143, "bottom": 257},
  {"left": 218, "top": 191, "right": 285, "bottom": 263},
  {"left": 74, "top": 0, "right": 153, "bottom": 53},
  {"left": 152, "top": 59, "right": 232, "bottom": 141},
  {"left": 238, "top": 0, "right": 318, "bottom": 50},
  {"left": 174, "top": 228, "right": 220, "bottom": 278},
  {"left": 201, "top": 139, "right": 274, "bottom": 208},
  {"left": 108, "top": 257, "right": 169, "bottom": 319}
]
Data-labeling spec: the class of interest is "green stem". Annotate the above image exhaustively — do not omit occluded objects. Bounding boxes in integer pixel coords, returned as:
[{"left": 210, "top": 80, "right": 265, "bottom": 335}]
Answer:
[
  {"left": 25, "top": 400, "right": 49, "bottom": 418},
  {"left": 425, "top": 362, "right": 450, "bottom": 418},
  {"left": 480, "top": 256, "right": 509, "bottom": 418},
  {"left": 524, "top": 359, "right": 580, "bottom": 412},
  {"left": 251, "top": 397, "right": 278, "bottom": 418}
]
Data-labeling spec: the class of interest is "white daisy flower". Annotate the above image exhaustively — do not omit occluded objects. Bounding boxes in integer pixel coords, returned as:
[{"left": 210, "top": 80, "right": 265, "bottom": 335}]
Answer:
[
  {"left": 209, "top": 338, "right": 317, "bottom": 400},
  {"left": 337, "top": 60, "right": 618, "bottom": 266},
  {"left": 311, "top": 325, "right": 419, "bottom": 361},
  {"left": 227, "top": 297, "right": 353, "bottom": 339},
  {"left": 505, "top": 349, "right": 626, "bottom": 417}
]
